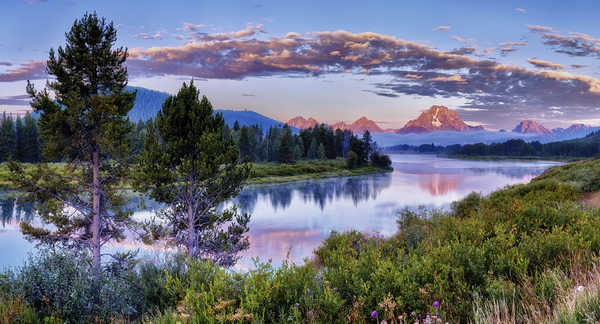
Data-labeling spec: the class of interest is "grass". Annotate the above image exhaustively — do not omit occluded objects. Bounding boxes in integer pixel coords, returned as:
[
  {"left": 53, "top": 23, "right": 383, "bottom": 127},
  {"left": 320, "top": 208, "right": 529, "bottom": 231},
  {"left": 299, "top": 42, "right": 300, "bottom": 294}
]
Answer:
[{"left": 0, "top": 159, "right": 393, "bottom": 189}]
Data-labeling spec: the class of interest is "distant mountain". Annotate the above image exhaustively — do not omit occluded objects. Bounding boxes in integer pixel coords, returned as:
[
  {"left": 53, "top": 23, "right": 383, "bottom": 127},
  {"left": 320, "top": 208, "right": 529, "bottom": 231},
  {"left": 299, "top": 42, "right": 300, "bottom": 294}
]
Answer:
[
  {"left": 126, "top": 86, "right": 294, "bottom": 131},
  {"left": 396, "top": 105, "right": 484, "bottom": 134},
  {"left": 551, "top": 123, "right": 595, "bottom": 138},
  {"left": 127, "top": 86, "right": 170, "bottom": 122},
  {"left": 218, "top": 109, "right": 295, "bottom": 131},
  {"left": 286, "top": 116, "right": 319, "bottom": 130},
  {"left": 512, "top": 120, "right": 551, "bottom": 135},
  {"left": 286, "top": 116, "right": 384, "bottom": 133},
  {"left": 332, "top": 117, "right": 384, "bottom": 134}
]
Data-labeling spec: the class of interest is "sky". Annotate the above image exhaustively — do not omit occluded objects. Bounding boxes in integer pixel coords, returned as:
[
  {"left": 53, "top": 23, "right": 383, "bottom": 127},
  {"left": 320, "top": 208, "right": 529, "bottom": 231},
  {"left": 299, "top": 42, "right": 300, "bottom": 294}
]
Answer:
[{"left": 2, "top": 0, "right": 600, "bottom": 130}]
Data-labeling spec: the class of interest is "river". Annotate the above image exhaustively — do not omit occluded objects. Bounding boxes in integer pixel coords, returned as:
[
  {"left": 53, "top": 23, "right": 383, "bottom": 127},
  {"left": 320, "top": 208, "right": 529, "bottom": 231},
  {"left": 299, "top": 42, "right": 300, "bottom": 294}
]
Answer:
[{"left": 0, "top": 154, "right": 561, "bottom": 270}]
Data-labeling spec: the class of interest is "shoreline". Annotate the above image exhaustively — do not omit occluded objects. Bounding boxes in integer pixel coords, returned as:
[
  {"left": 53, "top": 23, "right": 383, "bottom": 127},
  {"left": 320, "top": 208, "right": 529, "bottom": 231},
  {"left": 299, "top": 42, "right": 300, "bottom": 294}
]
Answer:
[{"left": 246, "top": 164, "right": 393, "bottom": 184}]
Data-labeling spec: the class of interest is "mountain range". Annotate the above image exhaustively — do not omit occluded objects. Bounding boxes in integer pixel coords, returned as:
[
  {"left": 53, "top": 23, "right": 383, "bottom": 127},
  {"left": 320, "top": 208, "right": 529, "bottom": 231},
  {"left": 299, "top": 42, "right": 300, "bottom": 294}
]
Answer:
[
  {"left": 124, "top": 86, "right": 598, "bottom": 146},
  {"left": 286, "top": 116, "right": 383, "bottom": 133}
]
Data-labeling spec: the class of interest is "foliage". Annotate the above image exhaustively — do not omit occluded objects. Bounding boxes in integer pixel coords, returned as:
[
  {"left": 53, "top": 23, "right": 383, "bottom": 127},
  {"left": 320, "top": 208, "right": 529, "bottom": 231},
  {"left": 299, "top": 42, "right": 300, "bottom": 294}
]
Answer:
[
  {"left": 8, "top": 12, "right": 136, "bottom": 269},
  {"left": 346, "top": 150, "right": 358, "bottom": 169},
  {"left": 370, "top": 151, "right": 392, "bottom": 168},
  {"left": 134, "top": 81, "right": 251, "bottom": 266}
]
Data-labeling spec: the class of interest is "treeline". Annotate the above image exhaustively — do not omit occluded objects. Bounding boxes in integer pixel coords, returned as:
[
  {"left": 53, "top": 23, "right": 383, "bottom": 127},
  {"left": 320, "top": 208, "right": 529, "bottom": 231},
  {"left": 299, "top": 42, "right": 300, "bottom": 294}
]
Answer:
[
  {"left": 226, "top": 121, "right": 391, "bottom": 167},
  {"left": 0, "top": 113, "right": 41, "bottom": 163},
  {"left": 387, "top": 135, "right": 600, "bottom": 158}
]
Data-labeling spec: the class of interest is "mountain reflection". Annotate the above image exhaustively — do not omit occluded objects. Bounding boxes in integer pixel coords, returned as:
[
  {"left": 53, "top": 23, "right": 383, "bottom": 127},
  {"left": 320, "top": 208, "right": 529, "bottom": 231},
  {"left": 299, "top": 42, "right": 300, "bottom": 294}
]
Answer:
[
  {"left": 232, "top": 174, "right": 393, "bottom": 213},
  {"left": 418, "top": 173, "right": 461, "bottom": 196}
]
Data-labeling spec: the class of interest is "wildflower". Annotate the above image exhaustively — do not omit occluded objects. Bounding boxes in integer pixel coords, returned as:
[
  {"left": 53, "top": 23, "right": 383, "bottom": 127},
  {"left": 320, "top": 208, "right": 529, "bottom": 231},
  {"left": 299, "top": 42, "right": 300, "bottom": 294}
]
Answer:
[
  {"left": 371, "top": 310, "right": 378, "bottom": 318},
  {"left": 577, "top": 285, "right": 585, "bottom": 292},
  {"left": 433, "top": 300, "right": 440, "bottom": 308}
]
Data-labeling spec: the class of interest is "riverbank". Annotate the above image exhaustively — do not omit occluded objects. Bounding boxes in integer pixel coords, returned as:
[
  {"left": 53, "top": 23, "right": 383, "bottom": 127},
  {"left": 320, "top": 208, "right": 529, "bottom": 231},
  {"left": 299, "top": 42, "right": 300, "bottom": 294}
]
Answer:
[
  {"left": 0, "top": 159, "right": 393, "bottom": 189},
  {"left": 247, "top": 158, "right": 393, "bottom": 184},
  {"left": 443, "top": 154, "right": 586, "bottom": 162}
]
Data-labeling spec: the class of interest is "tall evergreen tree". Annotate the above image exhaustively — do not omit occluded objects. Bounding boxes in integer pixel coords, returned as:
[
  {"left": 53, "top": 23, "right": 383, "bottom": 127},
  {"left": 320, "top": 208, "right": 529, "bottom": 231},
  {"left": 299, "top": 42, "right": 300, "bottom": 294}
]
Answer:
[
  {"left": 363, "top": 130, "right": 373, "bottom": 157},
  {"left": 278, "top": 125, "right": 294, "bottom": 163},
  {"left": 9, "top": 13, "right": 136, "bottom": 270},
  {"left": 0, "top": 113, "right": 15, "bottom": 162},
  {"left": 135, "top": 82, "right": 251, "bottom": 266},
  {"left": 22, "top": 114, "right": 41, "bottom": 163},
  {"left": 306, "top": 136, "right": 318, "bottom": 159},
  {"left": 15, "top": 116, "right": 25, "bottom": 162},
  {"left": 318, "top": 143, "right": 326, "bottom": 160},
  {"left": 238, "top": 125, "right": 251, "bottom": 161},
  {"left": 267, "top": 126, "right": 281, "bottom": 162}
]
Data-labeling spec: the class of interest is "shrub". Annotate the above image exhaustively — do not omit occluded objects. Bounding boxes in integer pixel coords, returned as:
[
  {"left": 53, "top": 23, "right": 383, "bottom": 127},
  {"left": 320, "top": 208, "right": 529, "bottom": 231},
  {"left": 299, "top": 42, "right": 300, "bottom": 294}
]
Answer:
[{"left": 370, "top": 151, "right": 392, "bottom": 169}]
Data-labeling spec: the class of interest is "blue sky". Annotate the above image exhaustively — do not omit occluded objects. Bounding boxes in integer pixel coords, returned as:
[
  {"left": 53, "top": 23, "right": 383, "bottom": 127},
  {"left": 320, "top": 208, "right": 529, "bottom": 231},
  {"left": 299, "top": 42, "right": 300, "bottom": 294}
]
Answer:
[{"left": 2, "top": 0, "right": 600, "bottom": 129}]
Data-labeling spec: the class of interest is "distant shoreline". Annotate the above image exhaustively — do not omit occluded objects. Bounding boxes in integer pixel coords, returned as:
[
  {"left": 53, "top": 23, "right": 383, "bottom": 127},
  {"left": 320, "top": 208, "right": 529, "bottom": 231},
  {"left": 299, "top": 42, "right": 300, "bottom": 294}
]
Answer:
[
  {"left": 381, "top": 150, "right": 583, "bottom": 162},
  {"left": 246, "top": 159, "right": 393, "bottom": 184}
]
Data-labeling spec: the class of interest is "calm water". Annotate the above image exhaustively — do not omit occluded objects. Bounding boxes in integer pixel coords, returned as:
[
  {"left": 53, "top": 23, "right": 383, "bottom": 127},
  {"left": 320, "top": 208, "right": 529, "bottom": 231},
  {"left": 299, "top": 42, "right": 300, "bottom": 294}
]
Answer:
[{"left": 0, "top": 154, "right": 560, "bottom": 270}]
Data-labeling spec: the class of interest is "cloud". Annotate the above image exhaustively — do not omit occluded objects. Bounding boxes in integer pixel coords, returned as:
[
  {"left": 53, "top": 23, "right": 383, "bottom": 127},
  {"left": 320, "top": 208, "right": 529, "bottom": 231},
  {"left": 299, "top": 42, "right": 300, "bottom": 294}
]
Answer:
[
  {"left": 188, "top": 23, "right": 264, "bottom": 42},
  {"left": 0, "top": 62, "right": 12, "bottom": 66},
  {"left": 530, "top": 27, "right": 600, "bottom": 57},
  {"left": 496, "top": 41, "right": 527, "bottom": 55},
  {"left": 0, "top": 94, "right": 30, "bottom": 106},
  {"left": 427, "top": 74, "right": 466, "bottom": 83},
  {"left": 241, "top": 93, "right": 255, "bottom": 97},
  {"left": 448, "top": 46, "right": 477, "bottom": 55},
  {"left": 0, "top": 61, "right": 46, "bottom": 82},
  {"left": 515, "top": 8, "right": 526, "bottom": 13},
  {"left": 452, "top": 36, "right": 474, "bottom": 44},
  {"left": 133, "top": 30, "right": 167, "bottom": 40},
  {"left": 23, "top": 0, "right": 47, "bottom": 3},
  {"left": 5, "top": 28, "right": 600, "bottom": 126},
  {"left": 570, "top": 64, "right": 586, "bottom": 69},
  {"left": 500, "top": 47, "right": 517, "bottom": 55},
  {"left": 499, "top": 41, "right": 527, "bottom": 47},
  {"left": 179, "top": 23, "right": 206, "bottom": 32},
  {"left": 433, "top": 26, "right": 451, "bottom": 31},
  {"left": 527, "top": 58, "right": 564, "bottom": 70},
  {"left": 528, "top": 25, "right": 555, "bottom": 33}
]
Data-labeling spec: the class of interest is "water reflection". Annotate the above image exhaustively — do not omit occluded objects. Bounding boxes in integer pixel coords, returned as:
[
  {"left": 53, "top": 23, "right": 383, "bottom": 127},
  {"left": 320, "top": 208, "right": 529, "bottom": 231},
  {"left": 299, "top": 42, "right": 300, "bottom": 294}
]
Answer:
[
  {"left": 0, "top": 154, "right": 561, "bottom": 270},
  {"left": 233, "top": 174, "right": 393, "bottom": 214},
  {"left": 0, "top": 196, "right": 35, "bottom": 227}
]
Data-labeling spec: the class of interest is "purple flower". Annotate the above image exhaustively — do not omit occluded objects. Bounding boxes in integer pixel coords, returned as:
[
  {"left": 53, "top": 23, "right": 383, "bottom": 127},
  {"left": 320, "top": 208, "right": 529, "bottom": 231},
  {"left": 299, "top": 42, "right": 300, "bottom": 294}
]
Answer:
[
  {"left": 371, "top": 310, "right": 378, "bottom": 318},
  {"left": 433, "top": 300, "right": 440, "bottom": 308}
]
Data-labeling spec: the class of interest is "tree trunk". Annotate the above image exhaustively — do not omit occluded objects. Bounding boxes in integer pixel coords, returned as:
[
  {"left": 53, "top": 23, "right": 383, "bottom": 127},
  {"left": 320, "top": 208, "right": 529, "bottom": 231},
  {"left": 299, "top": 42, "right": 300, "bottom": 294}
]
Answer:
[
  {"left": 91, "top": 151, "right": 101, "bottom": 270},
  {"left": 187, "top": 186, "right": 196, "bottom": 259}
]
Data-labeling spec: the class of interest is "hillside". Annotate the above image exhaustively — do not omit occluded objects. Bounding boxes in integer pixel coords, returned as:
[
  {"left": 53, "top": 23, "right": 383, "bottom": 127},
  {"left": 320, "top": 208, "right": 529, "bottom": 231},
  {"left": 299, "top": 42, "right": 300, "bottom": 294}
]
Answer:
[{"left": 126, "top": 86, "right": 293, "bottom": 131}]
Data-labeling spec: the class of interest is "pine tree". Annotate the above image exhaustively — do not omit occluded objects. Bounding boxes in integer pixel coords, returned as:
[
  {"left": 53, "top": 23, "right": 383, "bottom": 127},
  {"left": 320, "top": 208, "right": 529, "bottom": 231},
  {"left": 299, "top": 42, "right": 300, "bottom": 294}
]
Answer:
[
  {"left": 15, "top": 116, "right": 25, "bottom": 162},
  {"left": 267, "top": 126, "right": 281, "bottom": 162},
  {"left": 9, "top": 13, "right": 136, "bottom": 270},
  {"left": 294, "top": 140, "right": 305, "bottom": 161},
  {"left": 22, "top": 114, "right": 41, "bottom": 162},
  {"left": 307, "top": 136, "right": 318, "bottom": 159},
  {"left": 135, "top": 82, "right": 251, "bottom": 266},
  {"left": 363, "top": 130, "right": 373, "bottom": 157},
  {"left": 238, "top": 126, "right": 251, "bottom": 161},
  {"left": 278, "top": 125, "right": 294, "bottom": 163},
  {"left": 318, "top": 143, "right": 326, "bottom": 160},
  {"left": 0, "top": 113, "right": 15, "bottom": 162}
]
